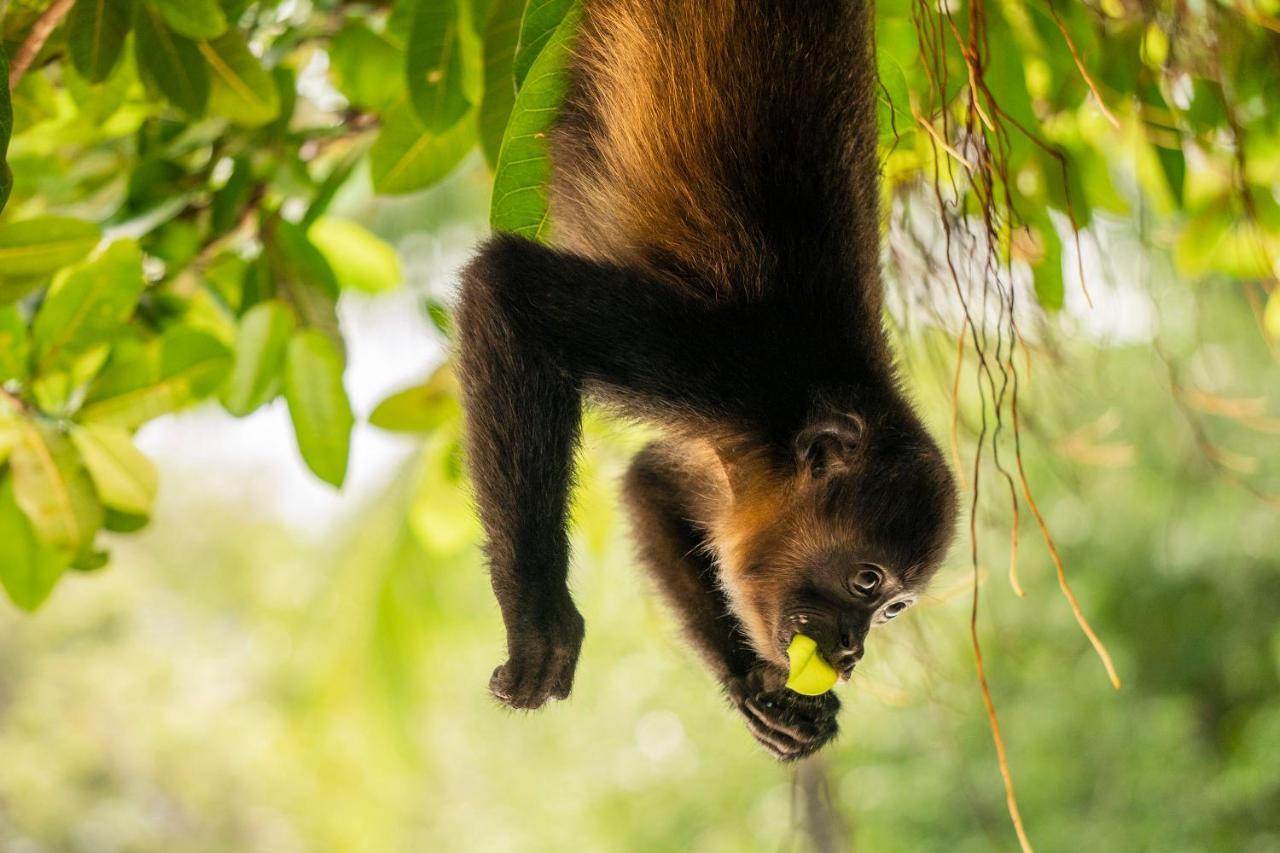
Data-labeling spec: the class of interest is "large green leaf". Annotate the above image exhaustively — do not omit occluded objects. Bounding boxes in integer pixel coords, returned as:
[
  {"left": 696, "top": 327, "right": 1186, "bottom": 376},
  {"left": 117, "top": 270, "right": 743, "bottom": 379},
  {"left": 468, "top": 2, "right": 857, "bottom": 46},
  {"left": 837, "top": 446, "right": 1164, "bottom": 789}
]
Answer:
[
  {"left": 0, "top": 303, "right": 29, "bottom": 384},
  {"left": 0, "top": 474, "right": 71, "bottom": 612},
  {"left": 10, "top": 418, "right": 103, "bottom": 554},
  {"left": 220, "top": 299, "right": 296, "bottom": 416},
  {"left": 149, "top": 0, "right": 226, "bottom": 39},
  {"left": 79, "top": 327, "right": 232, "bottom": 427},
  {"left": 513, "top": 0, "right": 573, "bottom": 89},
  {"left": 199, "top": 30, "right": 280, "bottom": 126},
  {"left": 491, "top": 4, "right": 578, "bottom": 239},
  {"left": 0, "top": 218, "right": 101, "bottom": 282},
  {"left": 370, "top": 99, "right": 476, "bottom": 195},
  {"left": 70, "top": 423, "right": 158, "bottom": 516},
  {"left": 264, "top": 220, "right": 342, "bottom": 351},
  {"left": 284, "top": 329, "right": 354, "bottom": 487},
  {"left": 369, "top": 364, "right": 460, "bottom": 433},
  {"left": 329, "top": 22, "right": 405, "bottom": 112},
  {"left": 406, "top": 0, "right": 477, "bottom": 133},
  {"left": 478, "top": 0, "right": 525, "bottom": 168},
  {"left": 308, "top": 217, "right": 403, "bottom": 294},
  {"left": 67, "top": 0, "right": 133, "bottom": 83},
  {"left": 32, "top": 240, "right": 145, "bottom": 375},
  {"left": 134, "top": 2, "right": 211, "bottom": 116},
  {"left": 64, "top": 47, "right": 133, "bottom": 123},
  {"left": 0, "top": 44, "right": 13, "bottom": 215}
]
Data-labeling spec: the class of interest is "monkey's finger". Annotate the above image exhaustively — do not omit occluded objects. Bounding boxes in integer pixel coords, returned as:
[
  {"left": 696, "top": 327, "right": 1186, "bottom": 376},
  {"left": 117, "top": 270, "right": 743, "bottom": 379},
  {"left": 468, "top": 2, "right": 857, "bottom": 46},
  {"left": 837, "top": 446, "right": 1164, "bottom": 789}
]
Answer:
[
  {"left": 490, "top": 660, "right": 546, "bottom": 710},
  {"left": 741, "top": 700, "right": 804, "bottom": 756},
  {"left": 746, "top": 701, "right": 822, "bottom": 743}
]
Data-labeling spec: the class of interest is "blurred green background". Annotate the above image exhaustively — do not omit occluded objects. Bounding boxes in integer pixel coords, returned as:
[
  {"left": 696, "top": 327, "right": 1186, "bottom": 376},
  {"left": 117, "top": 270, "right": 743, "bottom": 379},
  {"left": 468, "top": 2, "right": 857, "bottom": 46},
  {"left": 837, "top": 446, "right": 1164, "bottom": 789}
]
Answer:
[{"left": 1, "top": 154, "right": 1278, "bottom": 852}]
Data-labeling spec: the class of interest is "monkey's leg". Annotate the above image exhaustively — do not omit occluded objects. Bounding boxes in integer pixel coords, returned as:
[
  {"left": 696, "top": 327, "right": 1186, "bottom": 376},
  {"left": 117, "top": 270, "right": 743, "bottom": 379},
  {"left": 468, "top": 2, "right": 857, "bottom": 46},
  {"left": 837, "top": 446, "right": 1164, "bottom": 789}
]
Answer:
[
  {"left": 624, "top": 442, "right": 839, "bottom": 761},
  {"left": 455, "top": 235, "right": 780, "bottom": 711}
]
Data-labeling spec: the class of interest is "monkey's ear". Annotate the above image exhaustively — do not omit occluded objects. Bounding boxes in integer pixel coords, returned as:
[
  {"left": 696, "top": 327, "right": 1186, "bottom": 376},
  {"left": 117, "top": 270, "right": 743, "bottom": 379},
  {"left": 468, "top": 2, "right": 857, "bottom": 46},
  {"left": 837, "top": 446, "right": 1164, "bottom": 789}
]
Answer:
[{"left": 795, "top": 414, "right": 865, "bottom": 478}]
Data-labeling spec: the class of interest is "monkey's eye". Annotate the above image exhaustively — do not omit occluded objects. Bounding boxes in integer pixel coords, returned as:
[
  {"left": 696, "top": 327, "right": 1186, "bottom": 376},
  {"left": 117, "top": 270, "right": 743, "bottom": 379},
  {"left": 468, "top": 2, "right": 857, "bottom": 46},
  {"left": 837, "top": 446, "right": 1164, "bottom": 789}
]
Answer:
[
  {"left": 883, "top": 600, "right": 912, "bottom": 620},
  {"left": 850, "top": 567, "right": 882, "bottom": 596}
]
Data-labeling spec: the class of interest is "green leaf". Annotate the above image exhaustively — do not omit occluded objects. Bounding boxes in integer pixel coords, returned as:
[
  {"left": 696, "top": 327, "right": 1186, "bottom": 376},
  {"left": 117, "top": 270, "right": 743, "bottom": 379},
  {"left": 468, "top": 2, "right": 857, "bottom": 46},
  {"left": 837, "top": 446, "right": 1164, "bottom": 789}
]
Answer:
[
  {"left": 1033, "top": 222, "right": 1065, "bottom": 312},
  {"left": 284, "top": 329, "right": 354, "bottom": 487},
  {"left": 491, "top": 4, "right": 579, "bottom": 240},
  {"left": 876, "top": 55, "right": 911, "bottom": 147},
  {"left": 370, "top": 99, "right": 476, "bottom": 195},
  {"left": 64, "top": 46, "right": 133, "bottom": 123},
  {"left": 149, "top": 0, "right": 226, "bottom": 38},
  {"left": 199, "top": 30, "right": 280, "bottom": 126},
  {"left": 67, "top": 0, "right": 133, "bottom": 83},
  {"left": 478, "top": 0, "right": 525, "bottom": 168},
  {"left": 513, "top": 0, "right": 573, "bottom": 89},
  {"left": 80, "top": 327, "right": 231, "bottom": 427},
  {"left": 69, "top": 424, "right": 158, "bottom": 516},
  {"left": 32, "top": 240, "right": 145, "bottom": 375},
  {"left": 70, "top": 549, "right": 110, "bottom": 572},
  {"left": 264, "top": 220, "right": 343, "bottom": 351},
  {"left": 1155, "top": 143, "right": 1186, "bottom": 206},
  {"left": 210, "top": 154, "right": 254, "bottom": 237},
  {"left": 220, "top": 299, "right": 296, "bottom": 416},
  {"left": 369, "top": 364, "right": 460, "bottom": 433},
  {"left": 0, "top": 303, "right": 29, "bottom": 384},
  {"left": 425, "top": 298, "right": 451, "bottom": 338},
  {"left": 105, "top": 508, "right": 149, "bottom": 532},
  {"left": 134, "top": 2, "right": 211, "bottom": 116},
  {"left": 406, "top": 0, "right": 476, "bottom": 133},
  {"left": 308, "top": 217, "right": 403, "bottom": 294},
  {"left": 10, "top": 418, "right": 104, "bottom": 554},
  {"left": 0, "top": 218, "right": 102, "bottom": 282},
  {"left": 0, "top": 473, "right": 71, "bottom": 612},
  {"left": 329, "top": 22, "right": 405, "bottom": 112}
]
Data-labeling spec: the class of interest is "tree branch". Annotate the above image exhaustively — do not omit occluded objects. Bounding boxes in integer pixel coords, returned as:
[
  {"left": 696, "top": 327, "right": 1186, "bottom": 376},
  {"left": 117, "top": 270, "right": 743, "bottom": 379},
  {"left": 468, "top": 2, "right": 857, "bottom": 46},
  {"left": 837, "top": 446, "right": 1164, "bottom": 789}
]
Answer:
[{"left": 7, "top": 0, "right": 75, "bottom": 90}]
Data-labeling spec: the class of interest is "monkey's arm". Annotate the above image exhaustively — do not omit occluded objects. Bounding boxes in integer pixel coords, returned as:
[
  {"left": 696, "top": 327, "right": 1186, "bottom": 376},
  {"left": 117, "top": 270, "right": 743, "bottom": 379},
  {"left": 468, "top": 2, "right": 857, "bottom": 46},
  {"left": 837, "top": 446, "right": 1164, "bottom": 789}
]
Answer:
[
  {"left": 624, "top": 442, "right": 839, "bottom": 760},
  {"left": 455, "top": 235, "right": 779, "bottom": 710},
  {"left": 622, "top": 442, "right": 758, "bottom": 683}
]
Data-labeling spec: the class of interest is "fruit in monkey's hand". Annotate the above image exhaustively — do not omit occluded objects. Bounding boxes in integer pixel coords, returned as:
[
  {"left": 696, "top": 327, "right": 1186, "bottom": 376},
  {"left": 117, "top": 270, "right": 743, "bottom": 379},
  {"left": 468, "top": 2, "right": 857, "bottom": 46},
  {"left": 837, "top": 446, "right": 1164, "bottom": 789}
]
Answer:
[{"left": 785, "top": 634, "right": 838, "bottom": 696}]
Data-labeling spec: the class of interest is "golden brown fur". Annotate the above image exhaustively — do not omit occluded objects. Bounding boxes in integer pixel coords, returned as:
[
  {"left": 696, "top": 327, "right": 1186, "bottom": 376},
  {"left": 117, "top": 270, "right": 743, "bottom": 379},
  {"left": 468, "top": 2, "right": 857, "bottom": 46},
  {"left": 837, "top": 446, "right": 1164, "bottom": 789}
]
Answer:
[{"left": 551, "top": 0, "right": 878, "bottom": 302}]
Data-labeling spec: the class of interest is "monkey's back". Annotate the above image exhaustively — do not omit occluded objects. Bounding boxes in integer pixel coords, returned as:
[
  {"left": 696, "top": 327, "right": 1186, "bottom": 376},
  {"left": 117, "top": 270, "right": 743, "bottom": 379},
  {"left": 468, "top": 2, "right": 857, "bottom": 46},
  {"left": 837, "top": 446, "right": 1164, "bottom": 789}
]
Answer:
[{"left": 550, "top": 0, "right": 879, "bottom": 301}]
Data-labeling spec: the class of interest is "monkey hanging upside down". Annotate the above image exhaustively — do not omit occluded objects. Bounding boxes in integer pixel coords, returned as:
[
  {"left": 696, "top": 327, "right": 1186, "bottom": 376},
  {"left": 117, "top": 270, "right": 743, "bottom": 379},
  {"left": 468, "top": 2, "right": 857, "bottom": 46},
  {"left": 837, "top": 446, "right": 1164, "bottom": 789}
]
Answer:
[{"left": 455, "top": 0, "right": 958, "bottom": 760}]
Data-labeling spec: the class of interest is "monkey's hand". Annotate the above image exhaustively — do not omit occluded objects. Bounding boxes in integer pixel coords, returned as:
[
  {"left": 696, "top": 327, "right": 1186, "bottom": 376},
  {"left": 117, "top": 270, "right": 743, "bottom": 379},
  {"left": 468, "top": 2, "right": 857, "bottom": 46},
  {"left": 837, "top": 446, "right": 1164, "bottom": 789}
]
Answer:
[
  {"left": 727, "top": 664, "right": 840, "bottom": 761},
  {"left": 490, "top": 600, "right": 585, "bottom": 710}
]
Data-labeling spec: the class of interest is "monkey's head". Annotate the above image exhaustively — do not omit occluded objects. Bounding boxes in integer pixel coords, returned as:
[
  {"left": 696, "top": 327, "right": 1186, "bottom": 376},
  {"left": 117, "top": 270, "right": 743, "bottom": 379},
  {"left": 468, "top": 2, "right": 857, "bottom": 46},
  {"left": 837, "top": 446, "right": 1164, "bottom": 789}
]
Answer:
[{"left": 714, "top": 397, "right": 958, "bottom": 679}]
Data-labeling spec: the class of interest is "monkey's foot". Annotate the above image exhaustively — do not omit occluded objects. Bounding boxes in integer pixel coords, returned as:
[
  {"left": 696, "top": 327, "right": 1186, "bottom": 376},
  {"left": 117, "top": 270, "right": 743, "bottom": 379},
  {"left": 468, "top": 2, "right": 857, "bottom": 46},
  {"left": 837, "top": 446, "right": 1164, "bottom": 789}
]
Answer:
[
  {"left": 729, "top": 667, "right": 840, "bottom": 761},
  {"left": 490, "top": 605, "right": 585, "bottom": 710}
]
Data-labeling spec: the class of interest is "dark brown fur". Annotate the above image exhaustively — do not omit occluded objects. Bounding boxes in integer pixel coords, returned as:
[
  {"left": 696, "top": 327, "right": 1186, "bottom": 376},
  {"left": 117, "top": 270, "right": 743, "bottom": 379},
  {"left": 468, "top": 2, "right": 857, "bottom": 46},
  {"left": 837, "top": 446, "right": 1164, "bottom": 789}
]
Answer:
[{"left": 455, "top": 0, "right": 957, "bottom": 760}]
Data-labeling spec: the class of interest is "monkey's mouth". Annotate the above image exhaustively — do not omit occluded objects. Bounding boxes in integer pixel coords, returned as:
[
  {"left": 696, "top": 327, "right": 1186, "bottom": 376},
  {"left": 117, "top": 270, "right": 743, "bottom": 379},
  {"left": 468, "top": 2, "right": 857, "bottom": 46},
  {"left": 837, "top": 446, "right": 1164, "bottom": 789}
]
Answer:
[
  {"left": 776, "top": 613, "right": 860, "bottom": 684},
  {"left": 775, "top": 619, "right": 853, "bottom": 682}
]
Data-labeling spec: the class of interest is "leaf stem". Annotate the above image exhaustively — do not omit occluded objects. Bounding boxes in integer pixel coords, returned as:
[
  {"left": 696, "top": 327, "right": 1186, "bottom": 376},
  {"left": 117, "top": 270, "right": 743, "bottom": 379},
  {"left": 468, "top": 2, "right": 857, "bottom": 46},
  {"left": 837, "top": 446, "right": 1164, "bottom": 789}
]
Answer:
[{"left": 7, "top": 0, "right": 76, "bottom": 90}]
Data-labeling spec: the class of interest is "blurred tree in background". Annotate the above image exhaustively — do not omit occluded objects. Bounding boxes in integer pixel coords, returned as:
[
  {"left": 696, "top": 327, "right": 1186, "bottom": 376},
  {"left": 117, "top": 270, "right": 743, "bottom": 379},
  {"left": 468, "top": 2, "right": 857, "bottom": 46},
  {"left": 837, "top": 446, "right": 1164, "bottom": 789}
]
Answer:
[{"left": 0, "top": 0, "right": 1278, "bottom": 850}]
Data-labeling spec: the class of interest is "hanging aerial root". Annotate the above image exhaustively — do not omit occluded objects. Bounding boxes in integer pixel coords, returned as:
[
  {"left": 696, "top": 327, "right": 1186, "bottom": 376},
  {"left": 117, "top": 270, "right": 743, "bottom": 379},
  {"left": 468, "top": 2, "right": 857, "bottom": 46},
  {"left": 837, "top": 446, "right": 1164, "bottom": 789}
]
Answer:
[
  {"left": 1011, "top": 404, "right": 1122, "bottom": 690},
  {"left": 951, "top": 332, "right": 968, "bottom": 488},
  {"left": 1005, "top": 475, "right": 1024, "bottom": 598},
  {"left": 1046, "top": 0, "right": 1121, "bottom": 130},
  {"left": 971, "top": 597, "right": 1034, "bottom": 853},
  {"left": 968, "top": 436, "right": 1033, "bottom": 853}
]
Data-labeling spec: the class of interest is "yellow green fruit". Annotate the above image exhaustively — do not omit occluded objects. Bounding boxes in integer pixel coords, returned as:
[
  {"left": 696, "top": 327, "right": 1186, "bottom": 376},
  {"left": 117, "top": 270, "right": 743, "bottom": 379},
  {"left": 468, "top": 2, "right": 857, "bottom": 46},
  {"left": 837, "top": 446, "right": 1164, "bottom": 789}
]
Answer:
[{"left": 785, "top": 633, "right": 838, "bottom": 696}]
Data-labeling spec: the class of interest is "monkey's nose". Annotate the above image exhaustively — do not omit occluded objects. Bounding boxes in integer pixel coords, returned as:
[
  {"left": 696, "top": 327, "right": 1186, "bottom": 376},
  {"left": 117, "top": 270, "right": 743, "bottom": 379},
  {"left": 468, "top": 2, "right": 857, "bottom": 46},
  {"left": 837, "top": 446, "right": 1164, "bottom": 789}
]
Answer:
[{"left": 832, "top": 632, "right": 864, "bottom": 674}]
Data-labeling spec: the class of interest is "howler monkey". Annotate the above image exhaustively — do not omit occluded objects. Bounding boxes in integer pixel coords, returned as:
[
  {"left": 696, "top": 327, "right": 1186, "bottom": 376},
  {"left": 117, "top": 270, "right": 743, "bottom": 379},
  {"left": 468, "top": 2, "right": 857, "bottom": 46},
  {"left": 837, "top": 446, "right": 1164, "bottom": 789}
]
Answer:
[{"left": 456, "top": 0, "right": 958, "bottom": 760}]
